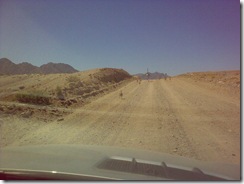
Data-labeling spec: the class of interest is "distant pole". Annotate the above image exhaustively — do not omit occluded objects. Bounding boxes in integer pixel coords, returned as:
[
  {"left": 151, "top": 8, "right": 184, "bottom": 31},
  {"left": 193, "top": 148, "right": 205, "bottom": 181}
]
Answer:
[{"left": 146, "top": 68, "right": 150, "bottom": 81}]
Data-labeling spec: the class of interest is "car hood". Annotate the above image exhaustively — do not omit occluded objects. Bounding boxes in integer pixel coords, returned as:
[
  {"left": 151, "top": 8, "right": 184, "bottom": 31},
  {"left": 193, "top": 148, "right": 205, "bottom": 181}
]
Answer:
[{"left": 0, "top": 144, "right": 240, "bottom": 180}]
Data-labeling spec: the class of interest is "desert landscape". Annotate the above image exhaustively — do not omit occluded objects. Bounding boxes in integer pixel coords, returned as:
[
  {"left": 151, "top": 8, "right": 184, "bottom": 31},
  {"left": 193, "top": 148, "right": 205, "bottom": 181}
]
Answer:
[{"left": 0, "top": 64, "right": 240, "bottom": 165}]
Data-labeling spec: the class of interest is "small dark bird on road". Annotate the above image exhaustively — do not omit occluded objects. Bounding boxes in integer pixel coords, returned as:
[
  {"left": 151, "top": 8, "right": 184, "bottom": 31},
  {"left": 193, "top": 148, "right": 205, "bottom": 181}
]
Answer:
[{"left": 120, "top": 91, "right": 123, "bottom": 99}]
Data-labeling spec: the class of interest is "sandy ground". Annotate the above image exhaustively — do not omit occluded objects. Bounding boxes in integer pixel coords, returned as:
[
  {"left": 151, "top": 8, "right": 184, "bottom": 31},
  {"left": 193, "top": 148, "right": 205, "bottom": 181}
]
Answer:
[{"left": 0, "top": 75, "right": 240, "bottom": 165}]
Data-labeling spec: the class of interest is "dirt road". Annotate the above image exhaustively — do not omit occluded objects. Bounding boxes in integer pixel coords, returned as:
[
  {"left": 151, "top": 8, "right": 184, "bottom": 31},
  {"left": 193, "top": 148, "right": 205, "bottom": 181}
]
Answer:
[{"left": 1, "top": 78, "right": 240, "bottom": 164}]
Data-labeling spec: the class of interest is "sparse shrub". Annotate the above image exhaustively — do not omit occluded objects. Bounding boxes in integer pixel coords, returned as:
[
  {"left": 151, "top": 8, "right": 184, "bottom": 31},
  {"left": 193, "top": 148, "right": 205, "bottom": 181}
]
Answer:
[
  {"left": 21, "top": 110, "right": 33, "bottom": 118},
  {"left": 66, "top": 76, "right": 80, "bottom": 83},
  {"left": 90, "top": 91, "right": 99, "bottom": 96},
  {"left": 67, "top": 76, "right": 84, "bottom": 91},
  {"left": 82, "top": 93, "right": 91, "bottom": 98},
  {"left": 76, "top": 81, "right": 84, "bottom": 87},
  {"left": 19, "top": 86, "right": 25, "bottom": 90},
  {"left": 16, "top": 93, "right": 51, "bottom": 105},
  {"left": 68, "top": 82, "right": 76, "bottom": 90},
  {"left": 75, "top": 89, "right": 84, "bottom": 95},
  {"left": 56, "top": 86, "right": 65, "bottom": 100}
]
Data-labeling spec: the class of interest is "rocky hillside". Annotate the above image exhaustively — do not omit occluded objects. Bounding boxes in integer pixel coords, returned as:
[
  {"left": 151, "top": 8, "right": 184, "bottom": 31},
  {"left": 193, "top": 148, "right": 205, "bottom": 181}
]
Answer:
[
  {"left": 0, "top": 58, "right": 78, "bottom": 74},
  {"left": 0, "top": 67, "right": 133, "bottom": 121},
  {"left": 0, "top": 67, "right": 132, "bottom": 107},
  {"left": 176, "top": 70, "right": 240, "bottom": 88},
  {"left": 175, "top": 70, "right": 240, "bottom": 99}
]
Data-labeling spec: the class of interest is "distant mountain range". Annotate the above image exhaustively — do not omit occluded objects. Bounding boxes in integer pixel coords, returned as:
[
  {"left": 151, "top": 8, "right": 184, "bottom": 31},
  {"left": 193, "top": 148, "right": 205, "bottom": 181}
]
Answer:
[
  {"left": 134, "top": 72, "right": 169, "bottom": 80},
  {"left": 0, "top": 58, "right": 79, "bottom": 75}
]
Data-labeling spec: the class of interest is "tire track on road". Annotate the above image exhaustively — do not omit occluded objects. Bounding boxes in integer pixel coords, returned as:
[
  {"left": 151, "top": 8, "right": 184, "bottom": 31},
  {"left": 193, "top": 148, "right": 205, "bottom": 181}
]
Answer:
[
  {"left": 72, "top": 82, "right": 148, "bottom": 145},
  {"left": 159, "top": 79, "right": 240, "bottom": 164},
  {"left": 155, "top": 80, "right": 200, "bottom": 160}
]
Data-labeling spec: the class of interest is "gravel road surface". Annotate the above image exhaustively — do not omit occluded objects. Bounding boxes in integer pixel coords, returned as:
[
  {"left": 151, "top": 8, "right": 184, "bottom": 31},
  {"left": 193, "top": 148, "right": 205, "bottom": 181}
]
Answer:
[{"left": 1, "top": 78, "right": 240, "bottom": 164}]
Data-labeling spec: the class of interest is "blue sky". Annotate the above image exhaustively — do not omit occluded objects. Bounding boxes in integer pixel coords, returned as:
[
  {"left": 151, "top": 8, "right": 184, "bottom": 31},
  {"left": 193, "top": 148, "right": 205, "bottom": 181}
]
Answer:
[{"left": 0, "top": 0, "right": 240, "bottom": 75}]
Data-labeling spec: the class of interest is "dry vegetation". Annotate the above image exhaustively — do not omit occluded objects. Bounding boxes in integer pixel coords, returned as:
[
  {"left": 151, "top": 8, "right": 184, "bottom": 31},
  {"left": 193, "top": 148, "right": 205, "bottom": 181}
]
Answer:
[
  {"left": 175, "top": 70, "right": 240, "bottom": 99},
  {"left": 0, "top": 68, "right": 133, "bottom": 122},
  {"left": 177, "top": 70, "right": 239, "bottom": 86}
]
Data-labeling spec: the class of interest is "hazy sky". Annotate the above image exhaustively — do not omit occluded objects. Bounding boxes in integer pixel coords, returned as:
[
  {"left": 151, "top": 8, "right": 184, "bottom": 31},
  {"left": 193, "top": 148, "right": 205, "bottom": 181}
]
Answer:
[{"left": 0, "top": 0, "right": 240, "bottom": 75}]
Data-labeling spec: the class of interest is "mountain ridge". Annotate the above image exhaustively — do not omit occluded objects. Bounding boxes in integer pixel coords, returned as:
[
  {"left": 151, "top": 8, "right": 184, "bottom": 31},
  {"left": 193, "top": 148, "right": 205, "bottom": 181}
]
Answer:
[{"left": 0, "top": 58, "right": 78, "bottom": 75}]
